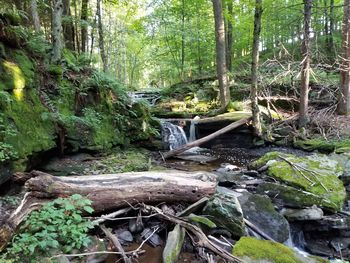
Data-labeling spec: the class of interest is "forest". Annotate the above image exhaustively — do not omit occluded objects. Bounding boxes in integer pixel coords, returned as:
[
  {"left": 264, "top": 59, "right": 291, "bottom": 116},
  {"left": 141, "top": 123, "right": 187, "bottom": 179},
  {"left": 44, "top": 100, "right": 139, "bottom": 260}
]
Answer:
[{"left": 0, "top": 0, "right": 350, "bottom": 262}]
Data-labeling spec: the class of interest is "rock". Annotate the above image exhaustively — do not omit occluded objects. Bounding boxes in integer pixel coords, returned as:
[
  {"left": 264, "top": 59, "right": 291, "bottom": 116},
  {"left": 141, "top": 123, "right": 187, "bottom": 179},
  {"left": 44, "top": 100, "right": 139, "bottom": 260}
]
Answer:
[
  {"left": 85, "top": 236, "right": 108, "bottom": 263},
  {"left": 115, "top": 229, "right": 133, "bottom": 245},
  {"left": 129, "top": 218, "right": 144, "bottom": 233},
  {"left": 162, "top": 224, "right": 185, "bottom": 263},
  {"left": 237, "top": 192, "right": 290, "bottom": 243},
  {"left": 202, "top": 188, "right": 245, "bottom": 237},
  {"left": 250, "top": 151, "right": 346, "bottom": 212},
  {"left": 281, "top": 205, "right": 324, "bottom": 221},
  {"left": 176, "top": 154, "right": 217, "bottom": 163},
  {"left": 232, "top": 237, "right": 328, "bottom": 263},
  {"left": 142, "top": 228, "right": 163, "bottom": 247},
  {"left": 257, "top": 182, "right": 339, "bottom": 212}
]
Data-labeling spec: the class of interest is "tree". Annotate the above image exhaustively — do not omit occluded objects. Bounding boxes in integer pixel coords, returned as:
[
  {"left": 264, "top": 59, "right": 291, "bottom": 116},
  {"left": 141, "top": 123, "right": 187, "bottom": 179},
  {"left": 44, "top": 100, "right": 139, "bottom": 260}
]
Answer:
[
  {"left": 339, "top": 0, "right": 350, "bottom": 115},
  {"left": 81, "top": 0, "right": 88, "bottom": 52},
  {"left": 299, "top": 0, "right": 312, "bottom": 127},
  {"left": 51, "top": 0, "right": 63, "bottom": 63},
  {"left": 212, "top": 0, "right": 230, "bottom": 108},
  {"left": 62, "top": 0, "right": 75, "bottom": 50},
  {"left": 251, "top": 0, "right": 262, "bottom": 136},
  {"left": 30, "top": 0, "right": 41, "bottom": 33},
  {"left": 226, "top": 0, "right": 233, "bottom": 72},
  {"left": 97, "top": 0, "right": 107, "bottom": 72}
]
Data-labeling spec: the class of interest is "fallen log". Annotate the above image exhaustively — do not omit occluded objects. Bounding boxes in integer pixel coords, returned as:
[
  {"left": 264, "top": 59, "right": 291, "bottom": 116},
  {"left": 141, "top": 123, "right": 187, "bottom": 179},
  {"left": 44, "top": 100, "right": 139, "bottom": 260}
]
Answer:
[
  {"left": 25, "top": 170, "right": 217, "bottom": 213},
  {"left": 163, "top": 117, "right": 251, "bottom": 159}
]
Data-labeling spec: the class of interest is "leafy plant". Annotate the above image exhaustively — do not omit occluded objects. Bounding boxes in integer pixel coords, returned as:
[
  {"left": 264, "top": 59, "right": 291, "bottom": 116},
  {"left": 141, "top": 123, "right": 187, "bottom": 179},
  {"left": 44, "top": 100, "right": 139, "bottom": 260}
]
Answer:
[{"left": 4, "top": 194, "right": 95, "bottom": 262}]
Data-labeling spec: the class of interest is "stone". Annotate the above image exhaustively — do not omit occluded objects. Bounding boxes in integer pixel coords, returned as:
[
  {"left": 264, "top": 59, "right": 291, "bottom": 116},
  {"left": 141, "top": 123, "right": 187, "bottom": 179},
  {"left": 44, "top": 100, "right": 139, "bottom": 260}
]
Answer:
[
  {"left": 257, "top": 182, "right": 339, "bottom": 212},
  {"left": 115, "top": 229, "right": 133, "bottom": 245},
  {"left": 142, "top": 228, "right": 163, "bottom": 247},
  {"left": 162, "top": 224, "right": 185, "bottom": 263},
  {"left": 85, "top": 236, "right": 108, "bottom": 263},
  {"left": 281, "top": 205, "right": 324, "bottom": 221},
  {"left": 232, "top": 237, "right": 328, "bottom": 263},
  {"left": 202, "top": 188, "right": 245, "bottom": 237},
  {"left": 237, "top": 192, "right": 290, "bottom": 243},
  {"left": 250, "top": 151, "right": 346, "bottom": 212}
]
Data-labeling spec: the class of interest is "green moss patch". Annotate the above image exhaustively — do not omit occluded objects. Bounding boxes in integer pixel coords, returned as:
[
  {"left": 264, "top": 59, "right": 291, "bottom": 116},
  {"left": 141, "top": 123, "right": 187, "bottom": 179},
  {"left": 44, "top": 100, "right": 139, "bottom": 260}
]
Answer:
[
  {"left": 294, "top": 138, "right": 350, "bottom": 154},
  {"left": 250, "top": 152, "right": 346, "bottom": 211},
  {"left": 232, "top": 237, "right": 328, "bottom": 263}
]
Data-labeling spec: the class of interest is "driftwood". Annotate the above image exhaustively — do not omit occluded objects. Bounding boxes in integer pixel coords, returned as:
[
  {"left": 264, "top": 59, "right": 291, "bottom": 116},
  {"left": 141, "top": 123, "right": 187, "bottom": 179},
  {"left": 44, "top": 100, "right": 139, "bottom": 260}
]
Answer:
[{"left": 163, "top": 117, "right": 251, "bottom": 159}]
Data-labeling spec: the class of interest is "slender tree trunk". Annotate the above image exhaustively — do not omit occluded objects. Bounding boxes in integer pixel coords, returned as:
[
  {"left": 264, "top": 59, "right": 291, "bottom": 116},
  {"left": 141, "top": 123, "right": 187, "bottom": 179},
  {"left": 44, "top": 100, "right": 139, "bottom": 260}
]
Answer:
[
  {"left": 181, "top": 0, "right": 185, "bottom": 80},
  {"left": 90, "top": 12, "right": 97, "bottom": 60},
  {"left": 51, "top": 0, "right": 63, "bottom": 63},
  {"left": 30, "top": 0, "right": 41, "bottom": 33},
  {"left": 212, "top": 0, "right": 230, "bottom": 108},
  {"left": 226, "top": 0, "right": 233, "bottom": 72},
  {"left": 97, "top": 0, "right": 107, "bottom": 72},
  {"left": 251, "top": 0, "right": 263, "bottom": 137},
  {"left": 62, "top": 0, "right": 75, "bottom": 50},
  {"left": 81, "top": 0, "right": 88, "bottom": 52},
  {"left": 339, "top": 0, "right": 350, "bottom": 115},
  {"left": 329, "top": 0, "right": 335, "bottom": 57},
  {"left": 73, "top": 0, "right": 80, "bottom": 53},
  {"left": 299, "top": 0, "right": 312, "bottom": 127}
]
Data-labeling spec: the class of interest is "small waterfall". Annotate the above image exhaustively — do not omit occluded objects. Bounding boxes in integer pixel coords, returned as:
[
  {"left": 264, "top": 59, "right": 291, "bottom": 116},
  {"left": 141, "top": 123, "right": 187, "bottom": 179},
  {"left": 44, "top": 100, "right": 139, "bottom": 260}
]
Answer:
[
  {"left": 161, "top": 121, "right": 188, "bottom": 150},
  {"left": 189, "top": 116, "right": 200, "bottom": 142}
]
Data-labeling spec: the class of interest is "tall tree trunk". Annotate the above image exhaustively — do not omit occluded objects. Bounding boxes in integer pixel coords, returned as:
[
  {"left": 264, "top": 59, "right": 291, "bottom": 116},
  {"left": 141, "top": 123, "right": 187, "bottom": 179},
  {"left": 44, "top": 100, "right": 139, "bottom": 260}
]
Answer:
[
  {"left": 62, "top": 0, "right": 75, "bottom": 50},
  {"left": 30, "top": 0, "right": 41, "bottom": 33},
  {"left": 339, "top": 0, "right": 350, "bottom": 115},
  {"left": 97, "top": 0, "right": 107, "bottom": 72},
  {"left": 212, "top": 0, "right": 230, "bottom": 108},
  {"left": 51, "top": 0, "right": 63, "bottom": 64},
  {"left": 251, "top": 0, "right": 263, "bottom": 137},
  {"left": 226, "top": 0, "right": 233, "bottom": 72},
  {"left": 181, "top": 0, "right": 185, "bottom": 80},
  {"left": 329, "top": 0, "right": 335, "bottom": 57},
  {"left": 81, "top": 0, "right": 88, "bottom": 52},
  {"left": 299, "top": 0, "right": 312, "bottom": 127}
]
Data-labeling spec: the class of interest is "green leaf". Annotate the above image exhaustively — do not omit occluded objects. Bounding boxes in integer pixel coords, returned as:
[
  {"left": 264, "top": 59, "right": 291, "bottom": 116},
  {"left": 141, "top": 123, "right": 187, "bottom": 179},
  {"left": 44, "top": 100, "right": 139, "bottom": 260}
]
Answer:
[
  {"left": 187, "top": 214, "right": 217, "bottom": 228},
  {"left": 83, "top": 206, "right": 94, "bottom": 214}
]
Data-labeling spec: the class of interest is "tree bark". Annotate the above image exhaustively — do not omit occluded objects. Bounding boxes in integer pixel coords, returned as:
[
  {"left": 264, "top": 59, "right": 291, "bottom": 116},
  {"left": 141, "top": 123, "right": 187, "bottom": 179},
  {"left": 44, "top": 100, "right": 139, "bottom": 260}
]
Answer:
[
  {"left": 251, "top": 0, "right": 263, "bottom": 136},
  {"left": 226, "top": 0, "right": 233, "bottom": 72},
  {"left": 97, "top": 0, "right": 107, "bottom": 72},
  {"left": 51, "top": 0, "right": 64, "bottom": 63},
  {"left": 30, "top": 0, "right": 41, "bottom": 33},
  {"left": 81, "top": 0, "right": 88, "bottom": 52},
  {"left": 62, "top": 0, "right": 75, "bottom": 50},
  {"left": 339, "top": 0, "right": 350, "bottom": 115},
  {"left": 212, "top": 0, "right": 230, "bottom": 108},
  {"left": 163, "top": 117, "right": 251, "bottom": 159},
  {"left": 299, "top": 0, "right": 313, "bottom": 127}
]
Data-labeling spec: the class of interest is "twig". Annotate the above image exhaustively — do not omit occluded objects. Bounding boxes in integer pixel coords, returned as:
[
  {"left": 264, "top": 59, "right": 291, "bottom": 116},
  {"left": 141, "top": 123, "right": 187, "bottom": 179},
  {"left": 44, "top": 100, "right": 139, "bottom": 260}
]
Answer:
[
  {"left": 101, "top": 225, "right": 131, "bottom": 263},
  {"left": 93, "top": 207, "right": 131, "bottom": 224},
  {"left": 50, "top": 250, "right": 145, "bottom": 259}
]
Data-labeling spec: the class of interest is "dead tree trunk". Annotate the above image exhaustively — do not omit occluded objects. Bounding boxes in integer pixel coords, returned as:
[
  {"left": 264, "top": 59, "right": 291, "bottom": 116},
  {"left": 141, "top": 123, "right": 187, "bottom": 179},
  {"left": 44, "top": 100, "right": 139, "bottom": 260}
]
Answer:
[
  {"left": 163, "top": 117, "right": 251, "bottom": 159},
  {"left": 51, "top": 0, "right": 63, "bottom": 63},
  {"left": 251, "top": 0, "right": 263, "bottom": 137},
  {"left": 212, "top": 0, "right": 230, "bottom": 108},
  {"left": 339, "top": 0, "right": 350, "bottom": 115},
  {"left": 299, "top": 0, "right": 313, "bottom": 127}
]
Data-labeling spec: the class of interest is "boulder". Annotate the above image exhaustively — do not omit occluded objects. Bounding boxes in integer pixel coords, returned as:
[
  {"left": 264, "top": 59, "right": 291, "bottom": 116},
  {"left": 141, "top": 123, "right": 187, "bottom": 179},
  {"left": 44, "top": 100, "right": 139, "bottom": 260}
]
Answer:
[
  {"left": 232, "top": 237, "right": 329, "bottom": 263},
  {"left": 202, "top": 188, "right": 245, "bottom": 237},
  {"left": 237, "top": 192, "right": 290, "bottom": 243},
  {"left": 250, "top": 152, "right": 346, "bottom": 212}
]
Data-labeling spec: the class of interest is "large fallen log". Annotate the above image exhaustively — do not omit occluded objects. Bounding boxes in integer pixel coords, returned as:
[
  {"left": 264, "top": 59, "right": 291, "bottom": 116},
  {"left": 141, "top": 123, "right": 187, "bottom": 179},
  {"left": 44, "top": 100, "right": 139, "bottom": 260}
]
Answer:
[
  {"left": 25, "top": 170, "right": 217, "bottom": 212},
  {"left": 163, "top": 117, "right": 251, "bottom": 159},
  {"left": 0, "top": 170, "right": 217, "bottom": 251}
]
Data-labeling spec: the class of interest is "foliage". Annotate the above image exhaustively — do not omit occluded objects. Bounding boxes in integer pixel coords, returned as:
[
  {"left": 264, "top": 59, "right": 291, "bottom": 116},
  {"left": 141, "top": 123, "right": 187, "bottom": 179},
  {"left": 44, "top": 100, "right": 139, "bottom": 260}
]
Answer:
[{"left": 4, "top": 194, "right": 95, "bottom": 262}]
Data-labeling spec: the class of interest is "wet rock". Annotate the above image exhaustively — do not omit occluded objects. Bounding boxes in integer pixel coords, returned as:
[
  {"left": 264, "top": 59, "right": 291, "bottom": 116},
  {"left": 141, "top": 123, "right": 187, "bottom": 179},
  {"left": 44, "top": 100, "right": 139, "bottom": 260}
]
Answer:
[
  {"left": 163, "top": 224, "right": 185, "bottom": 263},
  {"left": 129, "top": 218, "right": 144, "bottom": 233},
  {"left": 232, "top": 237, "right": 326, "bottom": 263},
  {"left": 250, "top": 151, "right": 346, "bottom": 212},
  {"left": 142, "top": 228, "right": 163, "bottom": 247},
  {"left": 85, "top": 236, "right": 108, "bottom": 263},
  {"left": 281, "top": 205, "right": 324, "bottom": 221},
  {"left": 202, "top": 188, "right": 245, "bottom": 237},
  {"left": 115, "top": 229, "right": 133, "bottom": 245},
  {"left": 176, "top": 154, "right": 217, "bottom": 163},
  {"left": 257, "top": 182, "right": 341, "bottom": 213},
  {"left": 237, "top": 192, "right": 290, "bottom": 243}
]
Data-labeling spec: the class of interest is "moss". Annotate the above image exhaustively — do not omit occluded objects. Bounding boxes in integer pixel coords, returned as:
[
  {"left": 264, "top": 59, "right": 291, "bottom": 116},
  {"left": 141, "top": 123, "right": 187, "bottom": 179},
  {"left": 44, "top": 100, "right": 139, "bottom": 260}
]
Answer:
[
  {"left": 251, "top": 152, "right": 346, "bottom": 211},
  {"left": 48, "top": 64, "right": 63, "bottom": 78},
  {"left": 294, "top": 138, "right": 350, "bottom": 153},
  {"left": 232, "top": 237, "right": 328, "bottom": 263}
]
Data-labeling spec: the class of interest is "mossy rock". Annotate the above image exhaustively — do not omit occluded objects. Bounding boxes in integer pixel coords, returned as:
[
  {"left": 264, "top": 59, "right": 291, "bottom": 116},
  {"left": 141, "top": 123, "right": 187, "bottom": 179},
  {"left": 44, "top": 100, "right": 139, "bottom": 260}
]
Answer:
[
  {"left": 250, "top": 152, "right": 346, "bottom": 211},
  {"left": 232, "top": 237, "right": 329, "bottom": 263},
  {"left": 202, "top": 190, "right": 245, "bottom": 237},
  {"left": 294, "top": 138, "right": 350, "bottom": 153}
]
